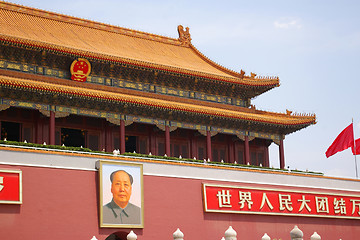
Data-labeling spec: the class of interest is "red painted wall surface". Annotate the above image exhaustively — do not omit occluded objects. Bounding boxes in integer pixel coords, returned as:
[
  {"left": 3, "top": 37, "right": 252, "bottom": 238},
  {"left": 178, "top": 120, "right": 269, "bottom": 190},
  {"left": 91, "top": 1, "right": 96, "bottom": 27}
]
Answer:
[{"left": 0, "top": 164, "right": 358, "bottom": 240}]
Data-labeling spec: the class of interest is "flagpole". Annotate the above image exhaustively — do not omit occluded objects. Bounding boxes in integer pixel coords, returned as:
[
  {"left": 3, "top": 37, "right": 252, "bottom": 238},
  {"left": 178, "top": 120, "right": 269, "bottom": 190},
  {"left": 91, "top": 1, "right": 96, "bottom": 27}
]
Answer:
[{"left": 352, "top": 118, "right": 358, "bottom": 178}]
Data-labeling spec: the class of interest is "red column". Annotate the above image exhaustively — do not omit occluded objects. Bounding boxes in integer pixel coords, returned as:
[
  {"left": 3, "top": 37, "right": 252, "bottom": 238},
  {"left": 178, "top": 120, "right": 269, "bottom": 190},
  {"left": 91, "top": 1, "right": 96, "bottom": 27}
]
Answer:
[
  {"left": 120, "top": 119, "right": 125, "bottom": 154},
  {"left": 206, "top": 130, "right": 212, "bottom": 161},
  {"left": 279, "top": 138, "right": 285, "bottom": 169},
  {"left": 49, "top": 110, "right": 55, "bottom": 145},
  {"left": 244, "top": 135, "right": 250, "bottom": 165},
  {"left": 165, "top": 125, "right": 170, "bottom": 156}
]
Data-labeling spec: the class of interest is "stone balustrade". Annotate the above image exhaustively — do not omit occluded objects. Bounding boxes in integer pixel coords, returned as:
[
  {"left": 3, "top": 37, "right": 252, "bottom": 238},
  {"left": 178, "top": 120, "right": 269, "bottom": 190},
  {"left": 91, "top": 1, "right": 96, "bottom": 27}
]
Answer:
[{"left": 90, "top": 225, "right": 342, "bottom": 240}]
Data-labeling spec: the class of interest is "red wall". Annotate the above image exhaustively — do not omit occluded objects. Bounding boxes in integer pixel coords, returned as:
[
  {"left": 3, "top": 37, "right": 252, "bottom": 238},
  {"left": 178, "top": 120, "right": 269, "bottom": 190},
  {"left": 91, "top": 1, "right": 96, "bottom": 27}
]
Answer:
[{"left": 0, "top": 164, "right": 358, "bottom": 240}]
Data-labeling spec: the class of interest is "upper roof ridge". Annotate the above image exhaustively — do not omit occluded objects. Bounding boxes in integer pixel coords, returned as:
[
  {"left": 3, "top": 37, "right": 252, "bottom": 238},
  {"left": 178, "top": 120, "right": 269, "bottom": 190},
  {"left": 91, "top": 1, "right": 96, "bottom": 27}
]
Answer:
[
  {"left": 189, "top": 43, "right": 280, "bottom": 82},
  {"left": 0, "top": 1, "right": 182, "bottom": 46},
  {"left": 188, "top": 43, "right": 242, "bottom": 78}
]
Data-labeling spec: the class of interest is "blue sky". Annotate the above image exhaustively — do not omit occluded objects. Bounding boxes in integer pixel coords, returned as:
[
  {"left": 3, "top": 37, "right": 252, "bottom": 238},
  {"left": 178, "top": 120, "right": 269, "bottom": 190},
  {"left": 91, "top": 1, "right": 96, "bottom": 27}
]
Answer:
[{"left": 7, "top": 0, "right": 360, "bottom": 178}]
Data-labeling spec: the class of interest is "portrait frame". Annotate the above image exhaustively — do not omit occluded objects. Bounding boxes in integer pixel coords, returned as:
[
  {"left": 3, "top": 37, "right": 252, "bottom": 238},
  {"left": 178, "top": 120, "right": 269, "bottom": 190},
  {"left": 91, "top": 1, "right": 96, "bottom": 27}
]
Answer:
[{"left": 98, "top": 160, "right": 144, "bottom": 228}]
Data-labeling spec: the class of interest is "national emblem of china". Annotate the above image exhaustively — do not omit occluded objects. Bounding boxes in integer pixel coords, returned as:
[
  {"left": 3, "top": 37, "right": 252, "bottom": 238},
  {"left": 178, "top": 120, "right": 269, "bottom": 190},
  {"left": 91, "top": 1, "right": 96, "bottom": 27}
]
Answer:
[{"left": 70, "top": 58, "right": 91, "bottom": 82}]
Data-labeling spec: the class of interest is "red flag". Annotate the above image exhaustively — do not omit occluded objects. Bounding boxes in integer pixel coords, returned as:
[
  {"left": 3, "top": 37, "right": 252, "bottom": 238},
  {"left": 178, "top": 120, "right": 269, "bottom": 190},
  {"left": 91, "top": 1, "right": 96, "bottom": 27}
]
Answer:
[
  {"left": 326, "top": 123, "right": 354, "bottom": 158},
  {"left": 352, "top": 138, "right": 360, "bottom": 155}
]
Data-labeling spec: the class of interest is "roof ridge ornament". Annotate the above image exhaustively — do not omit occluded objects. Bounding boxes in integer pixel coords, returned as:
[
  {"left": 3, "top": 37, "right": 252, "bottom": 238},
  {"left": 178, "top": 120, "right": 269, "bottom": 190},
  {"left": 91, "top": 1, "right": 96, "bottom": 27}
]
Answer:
[
  {"left": 246, "top": 71, "right": 280, "bottom": 81},
  {"left": 177, "top": 25, "right": 192, "bottom": 46},
  {"left": 240, "top": 69, "right": 245, "bottom": 79}
]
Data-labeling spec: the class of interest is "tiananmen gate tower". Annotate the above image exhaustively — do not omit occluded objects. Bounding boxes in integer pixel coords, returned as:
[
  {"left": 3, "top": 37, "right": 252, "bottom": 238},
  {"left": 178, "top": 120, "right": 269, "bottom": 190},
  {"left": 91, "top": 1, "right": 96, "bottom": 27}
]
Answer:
[{"left": 0, "top": 2, "right": 358, "bottom": 240}]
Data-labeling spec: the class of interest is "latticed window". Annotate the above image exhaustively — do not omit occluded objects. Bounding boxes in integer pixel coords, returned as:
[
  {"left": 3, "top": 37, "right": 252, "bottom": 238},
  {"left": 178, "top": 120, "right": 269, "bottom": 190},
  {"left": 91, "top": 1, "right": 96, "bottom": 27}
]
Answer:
[{"left": 250, "top": 150, "right": 265, "bottom": 166}]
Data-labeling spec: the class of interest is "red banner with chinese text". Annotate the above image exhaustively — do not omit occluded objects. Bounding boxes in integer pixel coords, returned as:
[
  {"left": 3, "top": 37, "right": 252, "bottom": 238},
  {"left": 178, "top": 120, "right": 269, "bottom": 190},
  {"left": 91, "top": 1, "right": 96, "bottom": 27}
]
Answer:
[
  {"left": 0, "top": 169, "right": 22, "bottom": 204},
  {"left": 203, "top": 183, "right": 360, "bottom": 219}
]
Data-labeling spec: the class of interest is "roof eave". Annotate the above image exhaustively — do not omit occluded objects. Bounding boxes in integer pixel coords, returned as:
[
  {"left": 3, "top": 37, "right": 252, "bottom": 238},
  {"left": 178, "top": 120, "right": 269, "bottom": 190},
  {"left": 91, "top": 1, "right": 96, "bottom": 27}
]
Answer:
[{"left": 0, "top": 75, "right": 316, "bottom": 132}]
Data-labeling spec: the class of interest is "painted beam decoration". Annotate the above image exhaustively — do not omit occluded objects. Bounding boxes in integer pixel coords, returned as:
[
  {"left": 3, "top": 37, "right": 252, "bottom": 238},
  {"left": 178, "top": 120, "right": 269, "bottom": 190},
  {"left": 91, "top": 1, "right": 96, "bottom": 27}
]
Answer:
[
  {"left": 0, "top": 169, "right": 22, "bottom": 204},
  {"left": 203, "top": 183, "right": 360, "bottom": 219}
]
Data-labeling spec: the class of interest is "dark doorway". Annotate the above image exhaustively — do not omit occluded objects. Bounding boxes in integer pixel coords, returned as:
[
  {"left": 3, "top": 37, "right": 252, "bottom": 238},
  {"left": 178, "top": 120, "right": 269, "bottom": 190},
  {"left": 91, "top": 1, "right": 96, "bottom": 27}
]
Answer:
[
  {"left": 105, "top": 234, "right": 121, "bottom": 240},
  {"left": 125, "top": 136, "right": 137, "bottom": 153},
  {"left": 1, "top": 121, "right": 20, "bottom": 141},
  {"left": 105, "top": 231, "right": 129, "bottom": 240},
  {"left": 61, "top": 128, "right": 85, "bottom": 148}
]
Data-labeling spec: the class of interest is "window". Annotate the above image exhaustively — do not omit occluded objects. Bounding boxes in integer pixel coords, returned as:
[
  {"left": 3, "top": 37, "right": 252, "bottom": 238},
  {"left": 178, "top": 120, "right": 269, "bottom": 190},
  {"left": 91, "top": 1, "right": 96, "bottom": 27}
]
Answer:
[
  {"left": 198, "top": 146, "right": 205, "bottom": 160},
  {"left": 237, "top": 150, "right": 244, "bottom": 164},
  {"left": 138, "top": 137, "right": 147, "bottom": 154},
  {"left": 250, "top": 152, "right": 257, "bottom": 165},
  {"left": 88, "top": 133, "right": 99, "bottom": 151},
  {"left": 213, "top": 149, "right": 218, "bottom": 161},
  {"left": 1, "top": 121, "right": 20, "bottom": 141},
  {"left": 181, "top": 145, "right": 189, "bottom": 158},
  {"left": 212, "top": 146, "right": 227, "bottom": 162},
  {"left": 158, "top": 142, "right": 165, "bottom": 156},
  {"left": 250, "top": 149, "right": 266, "bottom": 166},
  {"left": 125, "top": 136, "right": 136, "bottom": 153},
  {"left": 61, "top": 128, "right": 85, "bottom": 148},
  {"left": 171, "top": 141, "right": 189, "bottom": 158}
]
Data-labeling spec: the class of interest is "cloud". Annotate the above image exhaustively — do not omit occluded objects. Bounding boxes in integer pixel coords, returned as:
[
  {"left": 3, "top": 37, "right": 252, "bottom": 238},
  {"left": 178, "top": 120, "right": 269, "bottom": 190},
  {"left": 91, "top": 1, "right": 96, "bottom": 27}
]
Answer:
[{"left": 274, "top": 18, "right": 302, "bottom": 29}]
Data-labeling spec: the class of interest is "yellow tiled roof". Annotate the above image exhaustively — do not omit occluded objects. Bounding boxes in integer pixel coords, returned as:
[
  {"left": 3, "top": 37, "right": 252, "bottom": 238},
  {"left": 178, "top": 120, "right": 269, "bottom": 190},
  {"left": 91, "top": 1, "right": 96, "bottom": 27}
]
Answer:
[
  {"left": 0, "top": 2, "right": 278, "bottom": 86},
  {"left": 0, "top": 74, "right": 315, "bottom": 127}
]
